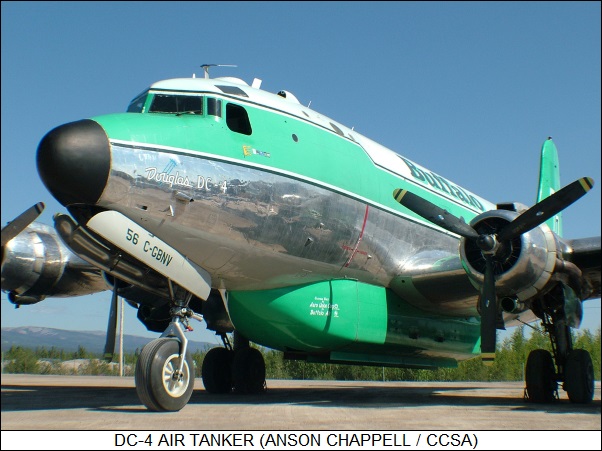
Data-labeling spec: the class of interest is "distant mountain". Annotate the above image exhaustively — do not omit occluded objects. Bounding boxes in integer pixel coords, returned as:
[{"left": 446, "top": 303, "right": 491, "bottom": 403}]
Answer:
[{"left": 1, "top": 326, "right": 213, "bottom": 355}]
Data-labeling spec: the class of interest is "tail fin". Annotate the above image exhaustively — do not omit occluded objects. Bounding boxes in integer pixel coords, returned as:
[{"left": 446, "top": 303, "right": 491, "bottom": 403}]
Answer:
[{"left": 537, "top": 137, "right": 563, "bottom": 236}]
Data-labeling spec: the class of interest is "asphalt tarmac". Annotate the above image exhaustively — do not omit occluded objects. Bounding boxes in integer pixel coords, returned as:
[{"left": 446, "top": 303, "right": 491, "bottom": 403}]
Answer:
[{"left": 1, "top": 374, "right": 600, "bottom": 432}]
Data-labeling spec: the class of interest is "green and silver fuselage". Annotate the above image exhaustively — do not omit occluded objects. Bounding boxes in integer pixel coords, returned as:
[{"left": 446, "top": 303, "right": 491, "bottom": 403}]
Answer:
[{"left": 56, "top": 77, "right": 498, "bottom": 366}]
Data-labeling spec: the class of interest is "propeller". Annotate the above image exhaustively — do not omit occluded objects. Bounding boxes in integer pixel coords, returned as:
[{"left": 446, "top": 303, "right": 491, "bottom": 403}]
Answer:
[
  {"left": 393, "top": 189, "right": 478, "bottom": 240},
  {"left": 497, "top": 177, "right": 594, "bottom": 242},
  {"left": 103, "top": 278, "right": 119, "bottom": 362},
  {"left": 1, "top": 202, "right": 45, "bottom": 247},
  {"left": 392, "top": 176, "right": 594, "bottom": 362}
]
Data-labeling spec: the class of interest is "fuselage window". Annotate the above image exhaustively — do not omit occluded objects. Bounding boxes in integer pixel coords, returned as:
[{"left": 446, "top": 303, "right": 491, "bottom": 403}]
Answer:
[
  {"left": 216, "top": 85, "right": 248, "bottom": 97},
  {"left": 329, "top": 122, "right": 345, "bottom": 137},
  {"left": 149, "top": 94, "right": 203, "bottom": 114},
  {"left": 226, "top": 103, "right": 252, "bottom": 135},
  {"left": 207, "top": 97, "right": 222, "bottom": 117},
  {"left": 127, "top": 91, "right": 148, "bottom": 112}
]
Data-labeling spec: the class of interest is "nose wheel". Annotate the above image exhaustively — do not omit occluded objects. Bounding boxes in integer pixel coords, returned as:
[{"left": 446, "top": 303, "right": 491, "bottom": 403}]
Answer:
[{"left": 135, "top": 337, "right": 194, "bottom": 411}]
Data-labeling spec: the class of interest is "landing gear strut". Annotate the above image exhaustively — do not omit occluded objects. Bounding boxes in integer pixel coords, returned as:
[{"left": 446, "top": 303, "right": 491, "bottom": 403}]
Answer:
[
  {"left": 201, "top": 331, "right": 266, "bottom": 395},
  {"left": 525, "top": 288, "right": 594, "bottom": 404}
]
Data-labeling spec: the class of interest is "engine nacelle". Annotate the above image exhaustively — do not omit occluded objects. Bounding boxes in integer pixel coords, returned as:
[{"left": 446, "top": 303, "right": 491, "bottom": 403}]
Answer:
[
  {"left": 459, "top": 209, "right": 558, "bottom": 302},
  {"left": 1, "top": 222, "right": 107, "bottom": 305}
]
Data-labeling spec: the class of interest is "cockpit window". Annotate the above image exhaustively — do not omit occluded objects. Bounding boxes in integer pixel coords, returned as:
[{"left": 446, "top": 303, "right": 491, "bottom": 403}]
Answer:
[
  {"left": 207, "top": 97, "right": 222, "bottom": 117},
  {"left": 127, "top": 91, "right": 148, "bottom": 112},
  {"left": 149, "top": 94, "right": 203, "bottom": 114},
  {"left": 226, "top": 103, "right": 252, "bottom": 135}
]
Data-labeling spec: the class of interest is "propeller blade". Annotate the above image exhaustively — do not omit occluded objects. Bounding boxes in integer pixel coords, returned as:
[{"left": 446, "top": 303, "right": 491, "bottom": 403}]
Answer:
[
  {"left": 1, "top": 202, "right": 45, "bottom": 247},
  {"left": 393, "top": 189, "right": 479, "bottom": 240},
  {"left": 103, "top": 280, "right": 119, "bottom": 362},
  {"left": 498, "top": 177, "right": 594, "bottom": 241},
  {"left": 480, "top": 254, "right": 497, "bottom": 364}
]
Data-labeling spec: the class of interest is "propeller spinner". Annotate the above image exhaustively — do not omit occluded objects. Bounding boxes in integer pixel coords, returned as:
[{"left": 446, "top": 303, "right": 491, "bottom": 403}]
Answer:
[{"left": 393, "top": 176, "right": 594, "bottom": 363}]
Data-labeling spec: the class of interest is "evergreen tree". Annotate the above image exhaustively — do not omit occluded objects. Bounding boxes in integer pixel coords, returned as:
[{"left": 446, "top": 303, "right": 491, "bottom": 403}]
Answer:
[{"left": 4, "top": 346, "right": 39, "bottom": 374}]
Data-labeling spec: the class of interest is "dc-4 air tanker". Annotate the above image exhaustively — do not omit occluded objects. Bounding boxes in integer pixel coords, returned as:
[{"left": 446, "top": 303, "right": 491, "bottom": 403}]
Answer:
[{"left": 2, "top": 65, "right": 600, "bottom": 411}]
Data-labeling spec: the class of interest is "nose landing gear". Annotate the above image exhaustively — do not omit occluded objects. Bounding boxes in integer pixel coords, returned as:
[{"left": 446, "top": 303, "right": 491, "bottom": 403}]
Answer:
[
  {"left": 135, "top": 286, "right": 203, "bottom": 411},
  {"left": 134, "top": 284, "right": 267, "bottom": 411}
]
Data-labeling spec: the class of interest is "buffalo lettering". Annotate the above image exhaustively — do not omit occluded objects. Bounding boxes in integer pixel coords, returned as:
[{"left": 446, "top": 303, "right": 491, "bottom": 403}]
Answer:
[{"left": 399, "top": 156, "right": 484, "bottom": 211}]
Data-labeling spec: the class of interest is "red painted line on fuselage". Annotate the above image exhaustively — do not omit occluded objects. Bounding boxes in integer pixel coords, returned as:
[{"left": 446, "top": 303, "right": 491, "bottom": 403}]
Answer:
[{"left": 344, "top": 204, "right": 370, "bottom": 267}]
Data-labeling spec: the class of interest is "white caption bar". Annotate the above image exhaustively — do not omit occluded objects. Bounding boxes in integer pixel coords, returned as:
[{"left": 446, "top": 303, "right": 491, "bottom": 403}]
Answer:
[{"left": 1, "top": 430, "right": 601, "bottom": 450}]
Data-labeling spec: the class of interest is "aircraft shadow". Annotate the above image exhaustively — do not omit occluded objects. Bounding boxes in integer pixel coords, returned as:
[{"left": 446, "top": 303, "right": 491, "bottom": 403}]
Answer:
[
  {"left": 1, "top": 380, "right": 600, "bottom": 415},
  {"left": 191, "top": 383, "right": 602, "bottom": 415}
]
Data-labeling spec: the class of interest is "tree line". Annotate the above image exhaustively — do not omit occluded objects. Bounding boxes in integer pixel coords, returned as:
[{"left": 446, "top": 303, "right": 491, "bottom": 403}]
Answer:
[{"left": 2, "top": 325, "right": 600, "bottom": 382}]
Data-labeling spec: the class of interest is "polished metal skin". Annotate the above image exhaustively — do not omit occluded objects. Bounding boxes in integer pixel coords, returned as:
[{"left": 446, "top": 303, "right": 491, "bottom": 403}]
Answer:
[
  {"left": 1, "top": 222, "right": 107, "bottom": 305},
  {"left": 102, "top": 143, "right": 480, "bottom": 315}
]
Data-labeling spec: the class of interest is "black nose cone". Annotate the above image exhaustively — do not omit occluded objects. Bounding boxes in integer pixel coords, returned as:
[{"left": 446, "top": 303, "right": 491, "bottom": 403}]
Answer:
[{"left": 37, "top": 119, "right": 110, "bottom": 207}]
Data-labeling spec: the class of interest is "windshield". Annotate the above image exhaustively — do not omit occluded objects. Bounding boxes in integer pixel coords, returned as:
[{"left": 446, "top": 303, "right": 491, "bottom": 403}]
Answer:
[
  {"left": 149, "top": 94, "right": 203, "bottom": 114},
  {"left": 127, "top": 91, "right": 148, "bottom": 112}
]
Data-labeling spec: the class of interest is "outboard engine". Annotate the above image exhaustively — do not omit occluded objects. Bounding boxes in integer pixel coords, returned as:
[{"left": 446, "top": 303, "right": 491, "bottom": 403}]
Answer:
[{"left": 1, "top": 222, "right": 107, "bottom": 305}]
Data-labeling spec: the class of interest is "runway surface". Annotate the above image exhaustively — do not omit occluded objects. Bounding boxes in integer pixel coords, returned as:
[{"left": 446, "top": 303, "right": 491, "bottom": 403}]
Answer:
[{"left": 1, "top": 374, "right": 600, "bottom": 430}]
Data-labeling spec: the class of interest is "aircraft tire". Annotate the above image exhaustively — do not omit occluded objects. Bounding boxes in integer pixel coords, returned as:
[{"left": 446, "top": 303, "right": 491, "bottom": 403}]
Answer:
[
  {"left": 525, "top": 349, "right": 557, "bottom": 403},
  {"left": 232, "top": 347, "right": 266, "bottom": 394},
  {"left": 135, "top": 338, "right": 194, "bottom": 411},
  {"left": 201, "top": 347, "right": 233, "bottom": 394},
  {"left": 564, "top": 349, "right": 594, "bottom": 404}
]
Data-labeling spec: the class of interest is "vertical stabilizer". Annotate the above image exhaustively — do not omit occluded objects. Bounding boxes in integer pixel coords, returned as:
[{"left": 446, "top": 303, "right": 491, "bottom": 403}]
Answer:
[{"left": 537, "top": 138, "right": 563, "bottom": 236}]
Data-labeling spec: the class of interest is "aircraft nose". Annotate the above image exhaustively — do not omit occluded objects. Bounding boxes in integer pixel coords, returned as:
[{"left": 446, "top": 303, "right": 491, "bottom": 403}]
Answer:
[{"left": 37, "top": 119, "right": 110, "bottom": 207}]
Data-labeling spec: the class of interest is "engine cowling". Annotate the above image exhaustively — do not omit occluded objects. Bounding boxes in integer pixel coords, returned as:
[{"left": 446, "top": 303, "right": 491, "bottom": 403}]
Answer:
[
  {"left": 459, "top": 209, "right": 557, "bottom": 302},
  {"left": 1, "top": 222, "right": 107, "bottom": 305}
]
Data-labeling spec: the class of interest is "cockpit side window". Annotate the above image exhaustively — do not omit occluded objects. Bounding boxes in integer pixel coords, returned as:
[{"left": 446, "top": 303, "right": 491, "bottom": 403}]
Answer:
[
  {"left": 207, "top": 97, "right": 222, "bottom": 117},
  {"left": 127, "top": 91, "right": 148, "bottom": 112},
  {"left": 226, "top": 103, "right": 252, "bottom": 135},
  {"left": 149, "top": 94, "right": 203, "bottom": 114}
]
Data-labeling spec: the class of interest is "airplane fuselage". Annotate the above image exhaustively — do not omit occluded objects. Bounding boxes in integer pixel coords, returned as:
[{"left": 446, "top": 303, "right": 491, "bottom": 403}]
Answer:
[{"left": 38, "top": 76, "right": 498, "bottom": 365}]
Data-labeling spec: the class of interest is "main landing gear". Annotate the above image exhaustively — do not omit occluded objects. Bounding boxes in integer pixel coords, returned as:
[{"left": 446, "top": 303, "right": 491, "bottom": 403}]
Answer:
[
  {"left": 202, "top": 331, "right": 266, "bottom": 395},
  {"left": 524, "top": 289, "right": 594, "bottom": 404}
]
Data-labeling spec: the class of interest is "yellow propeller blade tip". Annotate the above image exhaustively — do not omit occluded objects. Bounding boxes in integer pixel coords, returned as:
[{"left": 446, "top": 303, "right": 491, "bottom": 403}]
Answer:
[{"left": 393, "top": 189, "right": 407, "bottom": 202}]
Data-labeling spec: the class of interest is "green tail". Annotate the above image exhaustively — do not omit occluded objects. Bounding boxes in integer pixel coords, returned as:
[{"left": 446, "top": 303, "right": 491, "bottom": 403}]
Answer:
[{"left": 537, "top": 137, "right": 563, "bottom": 236}]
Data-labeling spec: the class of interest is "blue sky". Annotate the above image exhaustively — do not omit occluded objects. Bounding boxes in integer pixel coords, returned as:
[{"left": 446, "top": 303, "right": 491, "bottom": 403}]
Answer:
[{"left": 1, "top": 2, "right": 600, "bottom": 345}]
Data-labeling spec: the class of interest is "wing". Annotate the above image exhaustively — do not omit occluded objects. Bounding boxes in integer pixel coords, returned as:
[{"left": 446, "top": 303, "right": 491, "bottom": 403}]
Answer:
[{"left": 566, "top": 236, "right": 601, "bottom": 299}]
